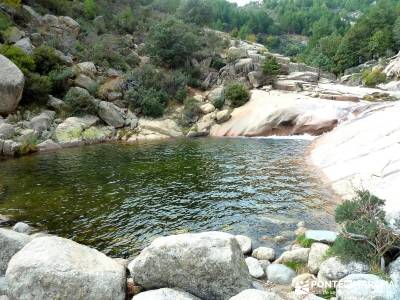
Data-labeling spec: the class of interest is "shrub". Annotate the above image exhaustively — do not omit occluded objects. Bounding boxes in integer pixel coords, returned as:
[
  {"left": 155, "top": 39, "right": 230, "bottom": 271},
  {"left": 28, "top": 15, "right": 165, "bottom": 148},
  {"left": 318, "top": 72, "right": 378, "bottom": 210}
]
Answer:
[
  {"left": 140, "top": 89, "right": 166, "bottom": 118},
  {"left": 64, "top": 87, "right": 97, "bottom": 116},
  {"left": 0, "top": 11, "right": 12, "bottom": 32},
  {"left": 18, "top": 135, "right": 38, "bottom": 155},
  {"left": 224, "top": 83, "right": 250, "bottom": 108},
  {"left": 48, "top": 67, "right": 75, "bottom": 95},
  {"left": 212, "top": 97, "right": 225, "bottom": 110},
  {"left": 145, "top": 17, "right": 199, "bottom": 67},
  {"left": 283, "top": 261, "right": 307, "bottom": 273},
  {"left": 262, "top": 55, "right": 282, "bottom": 83},
  {"left": 33, "top": 45, "right": 64, "bottom": 75},
  {"left": 0, "top": 45, "right": 35, "bottom": 73},
  {"left": 330, "top": 190, "right": 400, "bottom": 267},
  {"left": 23, "top": 73, "right": 52, "bottom": 104},
  {"left": 179, "top": 97, "right": 202, "bottom": 127},
  {"left": 163, "top": 70, "right": 189, "bottom": 103},
  {"left": 362, "top": 69, "right": 387, "bottom": 87}
]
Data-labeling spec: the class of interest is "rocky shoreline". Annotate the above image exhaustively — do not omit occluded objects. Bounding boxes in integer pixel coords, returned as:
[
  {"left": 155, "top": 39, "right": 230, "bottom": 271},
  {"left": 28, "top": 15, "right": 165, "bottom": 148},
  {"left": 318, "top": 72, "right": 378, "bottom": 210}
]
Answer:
[{"left": 1, "top": 220, "right": 399, "bottom": 300}]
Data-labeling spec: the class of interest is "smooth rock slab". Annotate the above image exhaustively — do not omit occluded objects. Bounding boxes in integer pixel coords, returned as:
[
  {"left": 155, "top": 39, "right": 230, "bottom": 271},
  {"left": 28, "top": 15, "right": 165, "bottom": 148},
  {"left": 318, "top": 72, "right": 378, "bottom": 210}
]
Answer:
[
  {"left": 6, "top": 236, "right": 126, "bottom": 300},
  {"left": 132, "top": 288, "right": 200, "bottom": 300},
  {"left": 128, "top": 231, "right": 252, "bottom": 300},
  {"left": 245, "top": 257, "right": 264, "bottom": 278},
  {"left": 0, "top": 229, "right": 32, "bottom": 276},
  {"left": 304, "top": 230, "right": 337, "bottom": 244},
  {"left": 266, "top": 264, "right": 296, "bottom": 285},
  {"left": 337, "top": 274, "right": 399, "bottom": 300},
  {"left": 229, "top": 289, "right": 283, "bottom": 300}
]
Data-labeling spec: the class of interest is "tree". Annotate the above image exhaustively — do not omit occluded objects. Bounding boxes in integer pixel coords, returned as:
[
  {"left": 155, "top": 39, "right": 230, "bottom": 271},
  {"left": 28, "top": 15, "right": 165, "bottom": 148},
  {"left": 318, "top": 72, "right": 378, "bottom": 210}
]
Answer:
[
  {"left": 145, "top": 18, "right": 199, "bottom": 68},
  {"left": 393, "top": 16, "right": 400, "bottom": 50},
  {"left": 261, "top": 55, "right": 282, "bottom": 83},
  {"left": 178, "top": 0, "right": 214, "bottom": 26},
  {"left": 368, "top": 29, "right": 393, "bottom": 59}
]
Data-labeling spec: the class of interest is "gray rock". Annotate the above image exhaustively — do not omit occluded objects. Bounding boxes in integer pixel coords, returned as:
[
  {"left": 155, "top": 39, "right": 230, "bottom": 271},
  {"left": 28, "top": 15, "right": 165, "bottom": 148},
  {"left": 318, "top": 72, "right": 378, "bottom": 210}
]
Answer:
[
  {"left": 29, "top": 110, "right": 56, "bottom": 133},
  {"left": 318, "top": 257, "right": 369, "bottom": 281},
  {"left": 74, "top": 74, "right": 96, "bottom": 90},
  {"left": 12, "top": 222, "right": 31, "bottom": 234},
  {"left": 128, "top": 231, "right": 252, "bottom": 300},
  {"left": 2, "top": 140, "right": 21, "bottom": 156},
  {"left": 139, "top": 119, "right": 183, "bottom": 138},
  {"left": 48, "top": 95, "right": 67, "bottom": 111},
  {"left": 0, "top": 124, "right": 15, "bottom": 139},
  {"left": 6, "top": 236, "right": 126, "bottom": 300},
  {"left": 337, "top": 274, "right": 399, "bottom": 300},
  {"left": 54, "top": 115, "right": 100, "bottom": 144},
  {"left": 266, "top": 264, "right": 296, "bottom": 285},
  {"left": 14, "top": 38, "right": 34, "bottom": 55},
  {"left": 389, "top": 256, "right": 400, "bottom": 287},
  {"left": 248, "top": 71, "right": 265, "bottom": 88},
  {"left": 77, "top": 62, "right": 97, "bottom": 78},
  {"left": 216, "top": 110, "right": 231, "bottom": 124},
  {"left": 291, "top": 273, "right": 316, "bottom": 290},
  {"left": 274, "top": 248, "right": 310, "bottom": 264},
  {"left": 307, "top": 243, "right": 329, "bottom": 274},
  {"left": 229, "top": 289, "right": 283, "bottom": 300},
  {"left": 305, "top": 230, "right": 337, "bottom": 244},
  {"left": 96, "top": 101, "right": 126, "bottom": 128},
  {"left": 207, "top": 86, "right": 224, "bottom": 102},
  {"left": 235, "top": 235, "right": 252, "bottom": 254},
  {"left": 200, "top": 103, "right": 216, "bottom": 114},
  {"left": 132, "top": 288, "right": 200, "bottom": 300},
  {"left": 37, "top": 139, "right": 61, "bottom": 152},
  {"left": 252, "top": 247, "right": 275, "bottom": 261},
  {"left": 258, "top": 260, "right": 271, "bottom": 274},
  {"left": 245, "top": 257, "right": 264, "bottom": 278},
  {"left": 235, "top": 58, "right": 254, "bottom": 74},
  {"left": 0, "top": 55, "right": 24, "bottom": 115},
  {"left": 0, "top": 228, "right": 32, "bottom": 275}
]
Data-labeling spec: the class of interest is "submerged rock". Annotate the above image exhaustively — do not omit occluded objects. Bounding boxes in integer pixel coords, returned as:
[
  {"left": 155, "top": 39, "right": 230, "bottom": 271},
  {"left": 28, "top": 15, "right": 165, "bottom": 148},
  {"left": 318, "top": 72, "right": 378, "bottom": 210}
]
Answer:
[
  {"left": 128, "top": 231, "right": 252, "bottom": 300},
  {"left": 0, "top": 229, "right": 32, "bottom": 276},
  {"left": 6, "top": 236, "right": 126, "bottom": 300}
]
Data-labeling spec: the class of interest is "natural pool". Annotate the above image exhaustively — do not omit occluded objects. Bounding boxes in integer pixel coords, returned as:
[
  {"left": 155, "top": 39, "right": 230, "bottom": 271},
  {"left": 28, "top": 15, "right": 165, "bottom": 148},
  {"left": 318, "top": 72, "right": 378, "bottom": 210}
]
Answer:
[{"left": 0, "top": 137, "right": 336, "bottom": 258}]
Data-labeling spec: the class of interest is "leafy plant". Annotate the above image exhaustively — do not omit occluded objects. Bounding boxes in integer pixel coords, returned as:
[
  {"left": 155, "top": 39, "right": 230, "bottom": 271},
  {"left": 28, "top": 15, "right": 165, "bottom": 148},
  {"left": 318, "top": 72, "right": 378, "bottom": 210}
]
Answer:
[
  {"left": 23, "top": 73, "right": 52, "bottom": 105},
  {"left": 296, "top": 234, "right": 314, "bottom": 248},
  {"left": 224, "top": 83, "right": 250, "bottom": 108},
  {"left": 212, "top": 97, "right": 225, "bottom": 110},
  {"left": 33, "top": 46, "right": 64, "bottom": 75},
  {"left": 48, "top": 67, "right": 76, "bottom": 95},
  {"left": 362, "top": 69, "right": 387, "bottom": 87},
  {"left": 64, "top": 87, "right": 97, "bottom": 117},
  {"left": 262, "top": 55, "right": 282, "bottom": 83},
  {"left": 0, "top": 45, "right": 35, "bottom": 74}
]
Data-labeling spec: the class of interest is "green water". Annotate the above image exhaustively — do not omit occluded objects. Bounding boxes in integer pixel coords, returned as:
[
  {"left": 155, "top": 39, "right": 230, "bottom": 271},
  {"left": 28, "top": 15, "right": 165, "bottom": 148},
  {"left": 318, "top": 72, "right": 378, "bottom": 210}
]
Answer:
[{"left": 0, "top": 137, "right": 335, "bottom": 258}]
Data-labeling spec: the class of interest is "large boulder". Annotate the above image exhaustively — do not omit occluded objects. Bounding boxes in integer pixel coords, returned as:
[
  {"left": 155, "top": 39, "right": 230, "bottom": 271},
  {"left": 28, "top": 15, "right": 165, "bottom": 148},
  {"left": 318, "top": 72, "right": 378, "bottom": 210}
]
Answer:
[
  {"left": 211, "top": 90, "right": 360, "bottom": 137},
  {"left": 6, "top": 236, "right": 126, "bottom": 300},
  {"left": 318, "top": 257, "right": 369, "bottom": 282},
  {"left": 229, "top": 289, "right": 283, "bottom": 300},
  {"left": 132, "top": 288, "right": 200, "bottom": 300},
  {"left": 384, "top": 51, "right": 400, "bottom": 78},
  {"left": 266, "top": 264, "right": 296, "bottom": 285},
  {"left": 0, "top": 55, "right": 25, "bottom": 115},
  {"left": 29, "top": 110, "right": 56, "bottom": 133},
  {"left": 336, "top": 274, "right": 399, "bottom": 300},
  {"left": 128, "top": 231, "right": 252, "bottom": 300},
  {"left": 0, "top": 229, "right": 32, "bottom": 275},
  {"left": 96, "top": 101, "right": 126, "bottom": 128}
]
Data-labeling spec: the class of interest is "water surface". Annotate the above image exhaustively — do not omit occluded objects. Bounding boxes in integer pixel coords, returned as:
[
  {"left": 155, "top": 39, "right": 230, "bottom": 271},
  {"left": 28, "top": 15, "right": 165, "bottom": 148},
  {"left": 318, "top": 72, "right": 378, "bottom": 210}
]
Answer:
[{"left": 0, "top": 138, "right": 335, "bottom": 257}]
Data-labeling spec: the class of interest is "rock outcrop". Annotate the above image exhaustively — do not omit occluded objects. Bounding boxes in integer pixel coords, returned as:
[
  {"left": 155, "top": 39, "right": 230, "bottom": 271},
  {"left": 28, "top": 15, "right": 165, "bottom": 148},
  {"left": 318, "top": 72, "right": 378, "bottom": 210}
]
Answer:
[
  {"left": 0, "top": 229, "right": 32, "bottom": 275},
  {"left": 128, "top": 231, "right": 252, "bottom": 300},
  {"left": 310, "top": 101, "right": 400, "bottom": 223},
  {"left": 6, "top": 236, "right": 126, "bottom": 300},
  {"left": 0, "top": 55, "right": 25, "bottom": 115},
  {"left": 211, "top": 90, "right": 361, "bottom": 137}
]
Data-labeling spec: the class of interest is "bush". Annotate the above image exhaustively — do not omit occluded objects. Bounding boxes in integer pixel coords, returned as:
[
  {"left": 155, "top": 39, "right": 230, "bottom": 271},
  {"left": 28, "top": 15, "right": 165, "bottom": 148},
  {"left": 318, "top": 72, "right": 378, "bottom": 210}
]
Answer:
[
  {"left": 64, "top": 87, "right": 97, "bottom": 116},
  {"left": 140, "top": 89, "right": 167, "bottom": 118},
  {"left": 179, "top": 97, "right": 202, "bottom": 127},
  {"left": 362, "top": 69, "right": 387, "bottom": 87},
  {"left": 0, "top": 11, "right": 12, "bottom": 32},
  {"left": 262, "top": 55, "right": 282, "bottom": 83},
  {"left": 224, "top": 83, "right": 250, "bottom": 108},
  {"left": 212, "top": 97, "right": 225, "bottom": 110},
  {"left": 296, "top": 234, "right": 314, "bottom": 248},
  {"left": 330, "top": 190, "right": 400, "bottom": 267},
  {"left": 23, "top": 73, "right": 52, "bottom": 104},
  {"left": 146, "top": 17, "right": 199, "bottom": 67},
  {"left": 283, "top": 261, "right": 307, "bottom": 273},
  {"left": 0, "top": 45, "right": 35, "bottom": 73},
  {"left": 33, "top": 45, "right": 64, "bottom": 75},
  {"left": 48, "top": 67, "right": 75, "bottom": 95}
]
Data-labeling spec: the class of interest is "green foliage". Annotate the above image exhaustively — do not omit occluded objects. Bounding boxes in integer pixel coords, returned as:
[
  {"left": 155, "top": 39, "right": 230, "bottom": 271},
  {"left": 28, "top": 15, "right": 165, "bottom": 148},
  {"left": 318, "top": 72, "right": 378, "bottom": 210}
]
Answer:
[
  {"left": 0, "top": 45, "right": 35, "bottom": 74},
  {"left": 2, "top": 0, "right": 20, "bottom": 7},
  {"left": 84, "top": 0, "right": 97, "bottom": 19},
  {"left": 319, "top": 288, "right": 336, "bottom": 299},
  {"left": 23, "top": 73, "right": 52, "bottom": 104},
  {"left": 394, "top": 17, "right": 400, "bottom": 49},
  {"left": 283, "top": 261, "right": 307, "bottom": 273},
  {"left": 48, "top": 67, "right": 75, "bottom": 95},
  {"left": 262, "top": 55, "right": 282, "bottom": 82},
  {"left": 362, "top": 69, "right": 387, "bottom": 87},
  {"left": 145, "top": 17, "right": 199, "bottom": 68},
  {"left": 180, "top": 97, "right": 202, "bottom": 127},
  {"left": 212, "top": 97, "right": 225, "bottom": 110},
  {"left": 114, "top": 7, "right": 137, "bottom": 33},
  {"left": 139, "top": 88, "right": 167, "bottom": 118},
  {"left": 296, "top": 234, "right": 314, "bottom": 248},
  {"left": 0, "top": 11, "right": 12, "bottom": 32},
  {"left": 18, "top": 135, "right": 38, "bottom": 156},
  {"left": 331, "top": 190, "right": 400, "bottom": 266},
  {"left": 224, "top": 83, "right": 250, "bottom": 108},
  {"left": 33, "top": 46, "right": 64, "bottom": 75},
  {"left": 64, "top": 87, "right": 97, "bottom": 116},
  {"left": 177, "top": 0, "right": 214, "bottom": 26}
]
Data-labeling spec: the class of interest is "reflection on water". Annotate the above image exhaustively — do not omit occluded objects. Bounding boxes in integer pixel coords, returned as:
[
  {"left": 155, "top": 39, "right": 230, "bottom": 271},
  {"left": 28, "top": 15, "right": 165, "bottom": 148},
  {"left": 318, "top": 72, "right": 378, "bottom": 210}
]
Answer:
[{"left": 0, "top": 138, "right": 335, "bottom": 258}]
